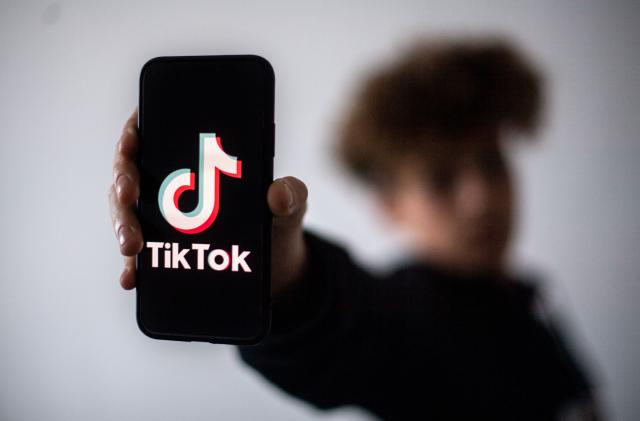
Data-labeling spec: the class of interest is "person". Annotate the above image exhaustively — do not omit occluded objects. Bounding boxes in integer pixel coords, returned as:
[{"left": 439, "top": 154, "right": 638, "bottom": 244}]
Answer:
[{"left": 109, "top": 37, "right": 600, "bottom": 420}]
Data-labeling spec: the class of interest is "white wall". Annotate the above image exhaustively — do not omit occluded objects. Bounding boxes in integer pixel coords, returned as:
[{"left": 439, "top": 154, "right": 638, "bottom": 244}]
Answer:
[{"left": 1, "top": 0, "right": 639, "bottom": 420}]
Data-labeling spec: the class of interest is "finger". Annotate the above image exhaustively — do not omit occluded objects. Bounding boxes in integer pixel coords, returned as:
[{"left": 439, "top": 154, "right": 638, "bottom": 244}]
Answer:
[
  {"left": 268, "top": 176, "right": 308, "bottom": 229},
  {"left": 116, "top": 108, "right": 139, "bottom": 160},
  {"left": 269, "top": 177, "right": 308, "bottom": 292},
  {"left": 120, "top": 256, "right": 137, "bottom": 290},
  {"left": 112, "top": 158, "right": 140, "bottom": 207},
  {"left": 109, "top": 183, "right": 144, "bottom": 256}
]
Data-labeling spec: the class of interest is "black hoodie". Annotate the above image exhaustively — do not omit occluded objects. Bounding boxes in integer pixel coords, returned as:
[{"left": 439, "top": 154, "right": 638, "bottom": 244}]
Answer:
[{"left": 238, "top": 230, "right": 596, "bottom": 420}]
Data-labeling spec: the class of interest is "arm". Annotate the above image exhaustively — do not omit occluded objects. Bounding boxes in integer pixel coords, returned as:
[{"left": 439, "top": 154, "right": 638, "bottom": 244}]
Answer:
[
  {"left": 238, "top": 229, "right": 381, "bottom": 410},
  {"left": 108, "top": 109, "right": 379, "bottom": 411}
]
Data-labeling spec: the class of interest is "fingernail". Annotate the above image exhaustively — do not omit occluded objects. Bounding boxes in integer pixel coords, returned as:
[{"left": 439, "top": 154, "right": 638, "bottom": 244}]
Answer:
[
  {"left": 115, "top": 174, "right": 131, "bottom": 198},
  {"left": 283, "top": 181, "right": 295, "bottom": 210},
  {"left": 123, "top": 125, "right": 137, "bottom": 136},
  {"left": 118, "top": 225, "right": 134, "bottom": 246}
]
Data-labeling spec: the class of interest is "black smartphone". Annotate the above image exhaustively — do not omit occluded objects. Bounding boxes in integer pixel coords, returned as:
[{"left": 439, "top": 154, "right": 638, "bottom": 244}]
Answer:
[{"left": 136, "top": 55, "right": 274, "bottom": 344}]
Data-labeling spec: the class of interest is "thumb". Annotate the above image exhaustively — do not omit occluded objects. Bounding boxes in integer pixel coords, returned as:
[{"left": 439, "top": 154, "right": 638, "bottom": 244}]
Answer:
[
  {"left": 268, "top": 176, "right": 308, "bottom": 226},
  {"left": 268, "top": 176, "right": 308, "bottom": 294}
]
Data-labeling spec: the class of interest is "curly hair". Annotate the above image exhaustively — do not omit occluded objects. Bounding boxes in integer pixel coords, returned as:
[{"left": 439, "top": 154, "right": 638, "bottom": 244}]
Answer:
[{"left": 336, "top": 36, "right": 544, "bottom": 185}]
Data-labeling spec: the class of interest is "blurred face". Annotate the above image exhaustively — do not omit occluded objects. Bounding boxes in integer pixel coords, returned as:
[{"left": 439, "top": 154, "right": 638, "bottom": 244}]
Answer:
[{"left": 379, "top": 128, "right": 515, "bottom": 275}]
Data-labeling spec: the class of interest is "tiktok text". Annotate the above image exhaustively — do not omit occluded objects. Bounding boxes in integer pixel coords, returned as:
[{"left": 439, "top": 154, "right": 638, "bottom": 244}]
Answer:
[{"left": 145, "top": 242, "right": 252, "bottom": 272}]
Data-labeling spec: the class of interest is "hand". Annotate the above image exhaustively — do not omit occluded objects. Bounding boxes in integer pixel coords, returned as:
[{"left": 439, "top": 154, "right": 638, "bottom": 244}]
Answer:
[{"left": 108, "top": 109, "right": 309, "bottom": 296}]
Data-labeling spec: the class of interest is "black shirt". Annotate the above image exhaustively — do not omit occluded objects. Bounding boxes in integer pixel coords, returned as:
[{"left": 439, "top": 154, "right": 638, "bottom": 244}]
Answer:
[{"left": 238, "top": 230, "right": 595, "bottom": 420}]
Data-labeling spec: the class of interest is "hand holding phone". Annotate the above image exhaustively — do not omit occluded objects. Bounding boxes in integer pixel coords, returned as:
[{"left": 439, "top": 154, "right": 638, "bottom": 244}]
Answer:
[
  {"left": 108, "top": 56, "right": 309, "bottom": 344},
  {"left": 110, "top": 111, "right": 308, "bottom": 292}
]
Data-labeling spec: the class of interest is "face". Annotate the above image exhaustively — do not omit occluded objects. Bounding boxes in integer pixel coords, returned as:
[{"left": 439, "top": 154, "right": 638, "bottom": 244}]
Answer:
[{"left": 379, "top": 128, "right": 515, "bottom": 275}]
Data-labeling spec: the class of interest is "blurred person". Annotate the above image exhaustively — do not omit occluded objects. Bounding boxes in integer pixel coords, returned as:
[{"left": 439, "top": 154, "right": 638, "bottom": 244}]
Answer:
[{"left": 109, "top": 37, "right": 601, "bottom": 420}]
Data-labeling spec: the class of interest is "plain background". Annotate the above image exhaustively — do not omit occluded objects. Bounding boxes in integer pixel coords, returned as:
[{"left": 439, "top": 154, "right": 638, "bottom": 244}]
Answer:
[{"left": 1, "top": 0, "right": 639, "bottom": 420}]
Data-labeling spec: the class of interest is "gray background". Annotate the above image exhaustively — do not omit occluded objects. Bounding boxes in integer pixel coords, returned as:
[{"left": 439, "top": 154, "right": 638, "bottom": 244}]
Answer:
[{"left": 1, "top": 0, "right": 639, "bottom": 420}]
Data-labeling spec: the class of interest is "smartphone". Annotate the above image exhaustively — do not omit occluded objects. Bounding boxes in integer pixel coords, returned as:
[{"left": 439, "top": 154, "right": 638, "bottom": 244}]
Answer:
[{"left": 136, "top": 55, "right": 274, "bottom": 344}]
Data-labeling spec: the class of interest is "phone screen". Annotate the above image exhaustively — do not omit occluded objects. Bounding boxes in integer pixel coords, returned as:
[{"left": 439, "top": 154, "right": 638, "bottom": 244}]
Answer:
[{"left": 136, "top": 55, "right": 274, "bottom": 344}]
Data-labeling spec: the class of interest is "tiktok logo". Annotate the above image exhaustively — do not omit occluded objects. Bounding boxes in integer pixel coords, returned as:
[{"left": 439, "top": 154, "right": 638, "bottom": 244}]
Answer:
[{"left": 158, "top": 133, "right": 242, "bottom": 234}]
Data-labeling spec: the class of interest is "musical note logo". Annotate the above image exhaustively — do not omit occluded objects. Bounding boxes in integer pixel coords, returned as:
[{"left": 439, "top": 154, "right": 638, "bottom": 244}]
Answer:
[{"left": 158, "top": 133, "right": 241, "bottom": 234}]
